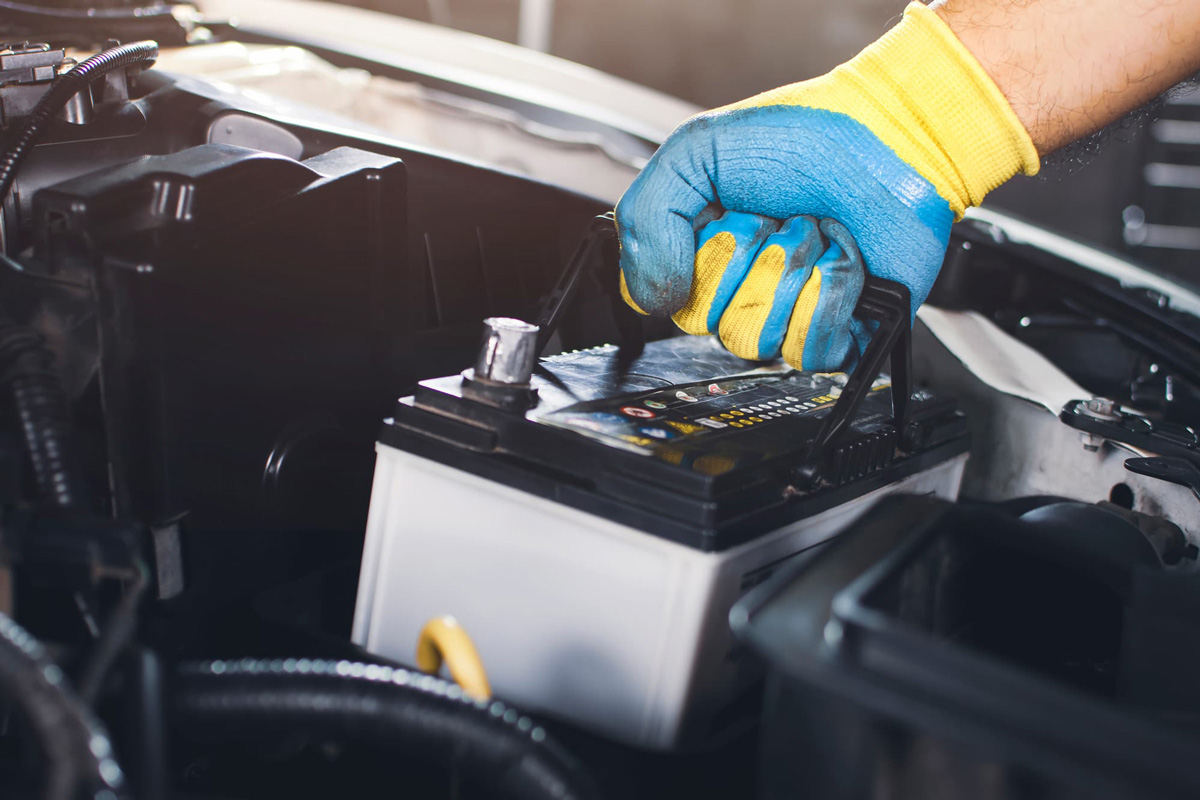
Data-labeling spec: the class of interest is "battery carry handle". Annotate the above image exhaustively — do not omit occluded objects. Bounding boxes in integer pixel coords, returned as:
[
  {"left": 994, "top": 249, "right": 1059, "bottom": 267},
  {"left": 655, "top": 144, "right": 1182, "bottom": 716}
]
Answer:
[
  {"left": 535, "top": 212, "right": 630, "bottom": 352},
  {"left": 537, "top": 215, "right": 915, "bottom": 489},
  {"left": 791, "top": 277, "right": 913, "bottom": 490}
]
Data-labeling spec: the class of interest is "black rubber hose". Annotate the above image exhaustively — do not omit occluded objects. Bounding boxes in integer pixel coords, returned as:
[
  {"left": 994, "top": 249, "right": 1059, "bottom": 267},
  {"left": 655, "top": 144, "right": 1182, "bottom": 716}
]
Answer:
[
  {"left": 0, "top": 320, "right": 86, "bottom": 509},
  {"left": 173, "top": 659, "right": 604, "bottom": 800},
  {"left": 0, "top": 611, "right": 127, "bottom": 800},
  {"left": 0, "top": 39, "right": 159, "bottom": 209}
]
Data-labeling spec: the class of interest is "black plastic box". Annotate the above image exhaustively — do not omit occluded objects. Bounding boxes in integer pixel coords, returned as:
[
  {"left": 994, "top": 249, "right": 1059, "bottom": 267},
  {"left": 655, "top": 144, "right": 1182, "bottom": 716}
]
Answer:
[{"left": 733, "top": 494, "right": 1200, "bottom": 800}]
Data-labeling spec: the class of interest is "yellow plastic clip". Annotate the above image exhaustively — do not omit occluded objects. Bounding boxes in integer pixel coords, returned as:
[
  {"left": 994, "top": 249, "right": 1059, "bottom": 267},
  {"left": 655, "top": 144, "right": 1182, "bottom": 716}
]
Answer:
[{"left": 415, "top": 616, "right": 492, "bottom": 701}]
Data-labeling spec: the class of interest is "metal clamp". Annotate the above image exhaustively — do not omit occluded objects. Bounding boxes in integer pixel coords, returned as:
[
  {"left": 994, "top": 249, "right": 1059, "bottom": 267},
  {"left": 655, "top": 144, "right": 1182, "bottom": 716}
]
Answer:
[{"left": 1061, "top": 399, "right": 1200, "bottom": 463}]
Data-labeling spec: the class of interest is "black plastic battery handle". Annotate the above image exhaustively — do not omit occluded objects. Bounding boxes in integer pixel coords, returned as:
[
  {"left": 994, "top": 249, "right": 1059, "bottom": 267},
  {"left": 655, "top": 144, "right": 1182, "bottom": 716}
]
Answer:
[
  {"left": 534, "top": 212, "right": 620, "bottom": 352},
  {"left": 790, "top": 277, "right": 913, "bottom": 490},
  {"left": 535, "top": 213, "right": 914, "bottom": 490}
]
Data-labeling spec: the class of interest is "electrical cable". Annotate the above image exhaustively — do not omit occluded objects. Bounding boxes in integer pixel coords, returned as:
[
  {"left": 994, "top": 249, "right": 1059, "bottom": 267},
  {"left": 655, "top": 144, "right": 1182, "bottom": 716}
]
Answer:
[
  {"left": 76, "top": 560, "right": 149, "bottom": 704},
  {"left": 0, "top": 313, "right": 87, "bottom": 509},
  {"left": 125, "top": 648, "right": 168, "bottom": 800},
  {"left": 172, "top": 659, "right": 604, "bottom": 800},
  {"left": 0, "top": 40, "right": 159, "bottom": 211},
  {"left": 0, "top": 611, "right": 126, "bottom": 800},
  {"left": 415, "top": 615, "right": 492, "bottom": 701}
]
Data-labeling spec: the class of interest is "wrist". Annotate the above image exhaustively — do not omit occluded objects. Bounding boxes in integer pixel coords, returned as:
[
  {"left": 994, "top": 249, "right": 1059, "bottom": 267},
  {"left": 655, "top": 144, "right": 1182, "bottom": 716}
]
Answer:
[
  {"left": 720, "top": 3, "right": 1038, "bottom": 217},
  {"left": 933, "top": 0, "right": 1200, "bottom": 156},
  {"left": 861, "top": 2, "right": 1039, "bottom": 214}
]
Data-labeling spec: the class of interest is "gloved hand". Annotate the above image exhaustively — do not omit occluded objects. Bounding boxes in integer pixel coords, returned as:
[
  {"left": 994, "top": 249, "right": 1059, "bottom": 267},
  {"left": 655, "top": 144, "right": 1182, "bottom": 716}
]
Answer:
[{"left": 616, "top": 2, "right": 1039, "bottom": 371}]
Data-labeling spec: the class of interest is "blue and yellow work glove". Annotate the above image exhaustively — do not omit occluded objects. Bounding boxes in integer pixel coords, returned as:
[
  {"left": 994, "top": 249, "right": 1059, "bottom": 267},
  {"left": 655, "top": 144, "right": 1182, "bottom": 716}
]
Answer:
[{"left": 616, "top": 2, "right": 1039, "bottom": 370}]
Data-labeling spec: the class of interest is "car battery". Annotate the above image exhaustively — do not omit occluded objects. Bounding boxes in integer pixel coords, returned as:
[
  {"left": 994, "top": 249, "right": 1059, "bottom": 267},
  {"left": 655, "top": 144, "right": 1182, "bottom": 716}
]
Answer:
[{"left": 352, "top": 297, "right": 970, "bottom": 748}]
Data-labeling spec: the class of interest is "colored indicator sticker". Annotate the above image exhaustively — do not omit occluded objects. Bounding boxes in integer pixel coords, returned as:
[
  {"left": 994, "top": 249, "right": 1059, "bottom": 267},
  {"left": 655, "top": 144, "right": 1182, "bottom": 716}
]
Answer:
[
  {"left": 644, "top": 400, "right": 667, "bottom": 410},
  {"left": 639, "top": 426, "right": 680, "bottom": 440},
  {"left": 698, "top": 418, "right": 728, "bottom": 429},
  {"left": 667, "top": 420, "right": 704, "bottom": 435},
  {"left": 675, "top": 390, "right": 699, "bottom": 403},
  {"left": 621, "top": 406, "right": 655, "bottom": 419},
  {"left": 657, "top": 448, "right": 686, "bottom": 466},
  {"left": 708, "top": 383, "right": 728, "bottom": 396},
  {"left": 619, "top": 435, "right": 655, "bottom": 447}
]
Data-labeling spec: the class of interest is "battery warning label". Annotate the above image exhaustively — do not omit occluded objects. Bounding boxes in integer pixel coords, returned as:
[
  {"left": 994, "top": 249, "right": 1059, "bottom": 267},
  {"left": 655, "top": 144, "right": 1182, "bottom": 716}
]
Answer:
[{"left": 537, "top": 371, "right": 891, "bottom": 465}]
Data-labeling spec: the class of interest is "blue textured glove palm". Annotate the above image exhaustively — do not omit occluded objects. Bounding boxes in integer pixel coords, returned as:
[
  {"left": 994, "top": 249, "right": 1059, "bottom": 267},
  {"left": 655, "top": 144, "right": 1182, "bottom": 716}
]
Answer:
[
  {"left": 617, "top": 107, "right": 951, "bottom": 370},
  {"left": 615, "top": 3, "right": 1039, "bottom": 371}
]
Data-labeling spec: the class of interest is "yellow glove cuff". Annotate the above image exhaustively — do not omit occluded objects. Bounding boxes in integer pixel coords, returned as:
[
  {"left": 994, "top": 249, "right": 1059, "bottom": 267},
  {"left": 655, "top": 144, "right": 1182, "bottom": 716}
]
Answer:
[{"left": 724, "top": 2, "right": 1039, "bottom": 218}]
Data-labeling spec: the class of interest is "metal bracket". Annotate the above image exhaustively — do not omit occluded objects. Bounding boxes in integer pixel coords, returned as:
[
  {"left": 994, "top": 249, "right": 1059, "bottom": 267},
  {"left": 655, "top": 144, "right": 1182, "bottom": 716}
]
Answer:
[
  {"left": 1061, "top": 399, "right": 1200, "bottom": 465},
  {"left": 1126, "top": 456, "right": 1200, "bottom": 501}
]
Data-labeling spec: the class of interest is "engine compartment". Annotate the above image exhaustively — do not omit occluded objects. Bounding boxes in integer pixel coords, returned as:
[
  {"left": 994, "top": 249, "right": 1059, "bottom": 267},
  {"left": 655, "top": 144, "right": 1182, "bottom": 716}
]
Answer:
[{"left": 3, "top": 22, "right": 1200, "bottom": 800}]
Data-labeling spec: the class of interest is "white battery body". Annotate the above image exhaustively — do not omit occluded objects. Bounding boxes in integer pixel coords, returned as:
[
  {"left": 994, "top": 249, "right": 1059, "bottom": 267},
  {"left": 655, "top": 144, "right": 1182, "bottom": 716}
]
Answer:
[{"left": 353, "top": 443, "right": 968, "bottom": 750}]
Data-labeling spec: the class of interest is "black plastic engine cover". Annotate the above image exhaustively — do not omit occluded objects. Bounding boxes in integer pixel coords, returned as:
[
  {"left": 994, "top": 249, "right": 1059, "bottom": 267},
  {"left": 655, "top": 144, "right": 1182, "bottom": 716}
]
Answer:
[{"left": 31, "top": 143, "right": 408, "bottom": 532}]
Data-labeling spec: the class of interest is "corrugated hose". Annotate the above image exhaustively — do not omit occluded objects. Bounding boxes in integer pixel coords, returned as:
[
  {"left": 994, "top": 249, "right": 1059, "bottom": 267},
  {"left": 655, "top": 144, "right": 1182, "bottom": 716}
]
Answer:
[{"left": 172, "top": 658, "right": 604, "bottom": 800}]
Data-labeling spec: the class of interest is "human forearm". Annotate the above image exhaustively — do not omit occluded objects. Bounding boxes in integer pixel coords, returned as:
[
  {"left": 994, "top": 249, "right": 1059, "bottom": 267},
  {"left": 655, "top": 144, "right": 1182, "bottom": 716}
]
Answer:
[{"left": 932, "top": 0, "right": 1200, "bottom": 154}]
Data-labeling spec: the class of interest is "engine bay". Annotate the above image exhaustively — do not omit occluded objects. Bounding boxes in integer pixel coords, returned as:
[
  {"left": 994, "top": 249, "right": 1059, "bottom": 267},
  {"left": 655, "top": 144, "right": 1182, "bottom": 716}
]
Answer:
[{"left": 3, "top": 12, "right": 1200, "bottom": 800}]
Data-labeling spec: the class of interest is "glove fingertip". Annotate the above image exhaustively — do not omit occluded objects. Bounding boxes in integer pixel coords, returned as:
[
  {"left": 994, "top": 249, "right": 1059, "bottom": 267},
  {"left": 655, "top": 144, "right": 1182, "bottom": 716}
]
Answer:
[
  {"left": 794, "top": 333, "right": 855, "bottom": 373},
  {"left": 717, "top": 317, "right": 768, "bottom": 362},
  {"left": 616, "top": 210, "right": 698, "bottom": 316},
  {"left": 618, "top": 270, "right": 650, "bottom": 316}
]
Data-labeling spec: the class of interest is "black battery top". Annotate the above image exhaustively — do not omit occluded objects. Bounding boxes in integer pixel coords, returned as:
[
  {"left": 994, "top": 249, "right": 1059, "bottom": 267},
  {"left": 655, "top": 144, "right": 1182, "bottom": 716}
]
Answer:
[
  {"left": 383, "top": 335, "right": 968, "bottom": 552},
  {"left": 529, "top": 337, "right": 889, "bottom": 469}
]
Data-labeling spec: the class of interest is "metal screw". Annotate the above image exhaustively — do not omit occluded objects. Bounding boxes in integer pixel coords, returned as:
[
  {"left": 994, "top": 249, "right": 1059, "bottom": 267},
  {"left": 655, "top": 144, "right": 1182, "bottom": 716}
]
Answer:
[{"left": 1079, "top": 397, "right": 1121, "bottom": 421}]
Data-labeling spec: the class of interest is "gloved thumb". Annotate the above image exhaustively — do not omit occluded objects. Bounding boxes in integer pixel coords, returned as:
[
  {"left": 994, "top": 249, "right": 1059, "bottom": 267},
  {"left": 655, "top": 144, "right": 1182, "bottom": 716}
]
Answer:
[{"left": 615, "top": 134, "right": 715, "bottom": 316}]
